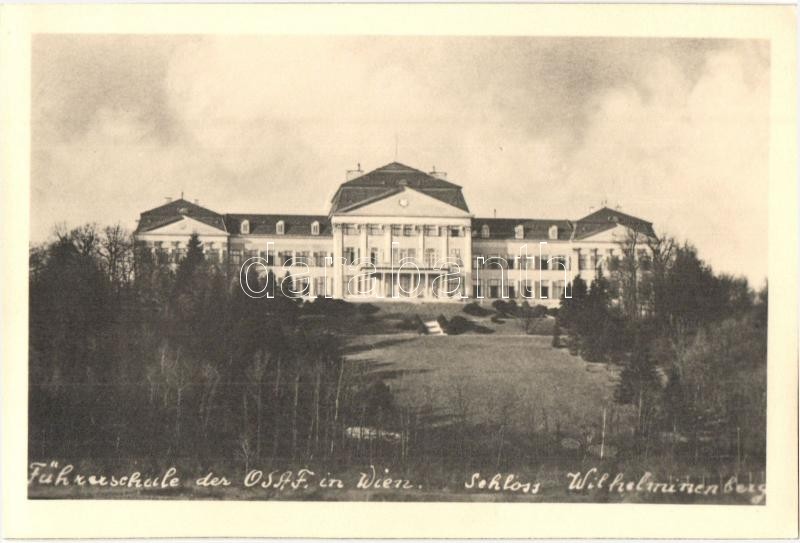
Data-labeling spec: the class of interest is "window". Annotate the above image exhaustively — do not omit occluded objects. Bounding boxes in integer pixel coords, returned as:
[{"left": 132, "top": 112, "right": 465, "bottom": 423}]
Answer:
[
  {"left": 486, "top": 255, "right": 504, "bottom": 270},
  {"left": 425, "top": 225, "right": 439, "bottom": 237},
  {"left": 550, "top": 255, "right": 567, "bottom": 270},
  {"left": 553, "top": 280, "right": 566, "bottom": 299},
  {"left": 230, "top": 250, "right": 242, "bottom": 266},
  {"left": 424, "top": 248, "right": 438, "bottom": 267},
  {"left": 481, "top": 224, "right": 490, "bottom": 238},
  {"left": 578, "top": 251, "right": 587, "bottom": 270},
  {"left": 311, "top": 221, "right": 320, "bottom": 236},
  {"left": 403, "top": 225, "right": 414, "bottom": 237},
  {"left": 539, "top": 280, "right": 550, "bottom": 299},
  {"left": 314, "top": 277, "right": 329, "bottom": 297},
  {"left": 344, "top": 247, "right": 357, "bottom": 265},
  {"left": 489, "top": 279, "right": 500, "bottom": 299},
  {"left": 522, "top": 280, "right": 534, "bottom": 298},
  {"left": 295, "top": 251, "right": 310, "bottom": 266},
  {"left": 514, "top": 224, "right": 524, "bottom": 240},
  {"left": 391, "top": 225, "right": 402, "bottom": 237},
  {"left": 260, "top": 249, "right": 275, "bottom": 266},
  {"left": 295, "top": 277, "right": 310, "bottom": 296},
  {"left": 276, "top": 220, "right": 285, "bottom": 235},
  {"left": 344, "top": 224, "right": 357, "bottom": 236},
  {"left": 313, "top": 252, "right": 327, "bottom": 267},
  {"left": 369, "top": 224, "right": 382, "bottom": 236},
  {"left": 278, "top": 251, "right": 293, "bottom": 266},
  {"left": 449, "top": 248, "right": 462, "bottom": 266},
  {"left": 540, "top": 256, "right": 549, "bottom": 271},
  {"left": 240, "top": 219, "right": 250, "bottom": 235},
  {"left": 549, "top": 225, "right": 559, "bottom": 240},
  {"left": 508, "top": 284, "right": 516, "bottom": 298},
  {"left": 450, "top": 227, "right": 461, "bottom": 237},
  {"left": 370, "top": 247, "right": 380, "bottom": 265}
]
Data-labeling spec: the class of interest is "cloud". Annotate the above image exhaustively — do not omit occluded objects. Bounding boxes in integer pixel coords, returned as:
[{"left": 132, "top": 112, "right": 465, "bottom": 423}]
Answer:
[{"left": 31, "top": 36, "right": 769, "bottom": 285}]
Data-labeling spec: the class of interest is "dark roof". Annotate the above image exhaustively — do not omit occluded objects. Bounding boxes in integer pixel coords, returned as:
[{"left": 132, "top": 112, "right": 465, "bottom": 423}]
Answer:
[
  {"left": 330, "top": 162, "right": 470, "bottom": 213},
  {"left": 472, "top": 218, "right": 574, "bottom": 241},
  {"left": 136, "top": 198, "right": 227, "bottom": 233},
  {"left": 573, "top": 207, "right": 656, "bottom": 239},
  {"left": 225, "top": 214, "right": 331, "bottom": 237}
]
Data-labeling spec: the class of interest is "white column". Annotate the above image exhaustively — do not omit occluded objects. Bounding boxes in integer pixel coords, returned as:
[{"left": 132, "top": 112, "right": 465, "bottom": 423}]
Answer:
[
  {"left": 464, "top": 225, "right": 473, "bottom": 298},
  {"left": 417, "top": 224, "right": 424, "bottom": 266},
  {"left": 383, "top": 224, "right": 392, "bottom": 265},
  {"left": 359, "top": 224, "right": 368, "bottom": 264},
  {"left": 333, "top": 223, "right": 343, "bottom": 298}
]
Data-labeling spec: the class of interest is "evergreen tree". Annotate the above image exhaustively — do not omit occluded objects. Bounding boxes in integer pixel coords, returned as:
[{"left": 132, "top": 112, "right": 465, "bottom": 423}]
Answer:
[{"left": 168, "top": 233, "right": 210, "bottom": 350}]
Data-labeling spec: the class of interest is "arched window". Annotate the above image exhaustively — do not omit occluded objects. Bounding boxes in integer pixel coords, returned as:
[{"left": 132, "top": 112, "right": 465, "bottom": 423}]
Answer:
[
  {"left": 548, "top": 225, "right": 559, "bottom": 240},
  {"left": 311, "top": 221, "right": 320, "bottom": 236},
  {"left": 481, "top": 224, "right": 490, "bottom": 238},
  {"left": 276, "top": 220, "right": 285, "bottom": 235},
  {"left": 240, "top": 219, "right": 250, "bottom": 235},
  {"left": 514, "top": 224, "right": 524, "bottom": 240}
]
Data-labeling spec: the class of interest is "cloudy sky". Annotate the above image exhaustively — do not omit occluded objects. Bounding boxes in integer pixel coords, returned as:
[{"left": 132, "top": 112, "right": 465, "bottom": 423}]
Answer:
[{"left": 32, "top": 35, "right": 769, "bottom": 285}]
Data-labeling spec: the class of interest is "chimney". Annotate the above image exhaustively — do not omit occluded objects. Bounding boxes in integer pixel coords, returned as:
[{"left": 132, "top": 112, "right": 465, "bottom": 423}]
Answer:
[
  {"left": 615, "top": 202, "right": 622, "bottom": 210},
  {"left": 165, "top": 197, "right": 173, "bottom": 203},
  {"left": 429, "top": 166, "right": 448, "bottom": 180},
  {"left": 493, "top": 208, "right": 497, "bottom": 218},
  {"left": 345, "top": 162, "right": 363, "bottom": 181},
  {"left": 589, "top": 206, "right": 595, "bottom": 213},
  {"left": 194, "top": 199, "right": 200, "bottom": 205}
]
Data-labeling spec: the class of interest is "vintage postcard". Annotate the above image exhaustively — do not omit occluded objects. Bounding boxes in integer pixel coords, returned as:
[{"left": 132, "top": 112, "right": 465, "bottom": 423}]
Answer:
[{"left": 1, "top": 3, "right": 797, "bottom": 539}]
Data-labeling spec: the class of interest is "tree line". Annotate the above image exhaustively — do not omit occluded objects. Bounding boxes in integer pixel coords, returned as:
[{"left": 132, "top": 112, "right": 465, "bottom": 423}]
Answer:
[
  {"left": 29, "top": 225, "right": 401, "bottom": 471},
  {"left": 556, "top": 230, "right": 767, "bottom": 466}
]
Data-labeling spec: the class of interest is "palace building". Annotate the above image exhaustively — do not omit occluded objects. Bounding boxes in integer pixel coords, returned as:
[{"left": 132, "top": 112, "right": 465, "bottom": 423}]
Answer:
[{"left": 134, "top": 162, "right": 656, "bottom": 305}]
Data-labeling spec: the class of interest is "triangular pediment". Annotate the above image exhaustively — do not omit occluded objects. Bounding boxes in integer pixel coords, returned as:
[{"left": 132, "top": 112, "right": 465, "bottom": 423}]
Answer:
[
  {"left": 336, "top": 186, "right": 470, "bottom": 218},
  {"left": 143, "top": 215, "right": 228, "bottom": 236},
  {"left": 578, "top": 224, "right": 645, "bottom": 243}
]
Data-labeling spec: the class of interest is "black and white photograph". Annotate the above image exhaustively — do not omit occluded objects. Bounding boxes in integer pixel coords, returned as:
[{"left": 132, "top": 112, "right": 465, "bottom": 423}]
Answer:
[{"left": 3, "top": 7, "right": 795, "bottom": 533}]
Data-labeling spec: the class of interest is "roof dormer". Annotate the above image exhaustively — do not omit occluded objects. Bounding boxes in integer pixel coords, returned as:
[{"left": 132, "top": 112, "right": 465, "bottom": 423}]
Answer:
[
  {"left": 548, "top": 225, "right": 559, "bottom": 240},
  {"left": 481, "top": 224, "right": 490, "bottom": 239},
  {"left": 514, "top": 224, "right": 524, "bottom": 240},
  {"left": 311, "top": 220, "right": 320, "bottom": 236},
  {"left": 276, "top": 220, "right": 285, "bottom": 235},
  {"left": 240, "top": 219, "right": 250, "bottom": 235}
]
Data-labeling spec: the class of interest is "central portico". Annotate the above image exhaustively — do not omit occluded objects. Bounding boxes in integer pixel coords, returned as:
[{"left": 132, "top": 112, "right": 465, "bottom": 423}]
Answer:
[{"left": 329, "top": 162, "right": 473, "bottom": 300}]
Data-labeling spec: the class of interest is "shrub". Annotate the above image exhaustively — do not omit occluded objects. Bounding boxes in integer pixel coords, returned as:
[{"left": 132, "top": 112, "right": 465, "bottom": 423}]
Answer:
[
  {"left": 305, "top": 296, "right": 355, "bottom": 316},
  {"left": 398, "top": 315, "right": 426, "bottom": 333},
  {"left": 463, "top": 302, "right": 493, "bottom": 317},
  {"left": 492, "top": 299, "right": 519, "bottom": 317},
  {"left": 446, "top": 315, "right": 472, "bottom": 335},
  {"left": 531, "top": 304, "right": 548, "bottom": 318}
]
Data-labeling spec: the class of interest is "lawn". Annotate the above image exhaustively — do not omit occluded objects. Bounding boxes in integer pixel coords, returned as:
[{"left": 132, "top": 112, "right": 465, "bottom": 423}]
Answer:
[{"left": 345, "top": 333, "right": 629, "bottom": 440}]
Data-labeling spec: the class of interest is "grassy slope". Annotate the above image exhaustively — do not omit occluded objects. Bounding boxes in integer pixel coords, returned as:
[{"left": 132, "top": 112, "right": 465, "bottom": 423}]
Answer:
[{"left": 346, "top": 334, "right": 629, "bottom": 438}]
